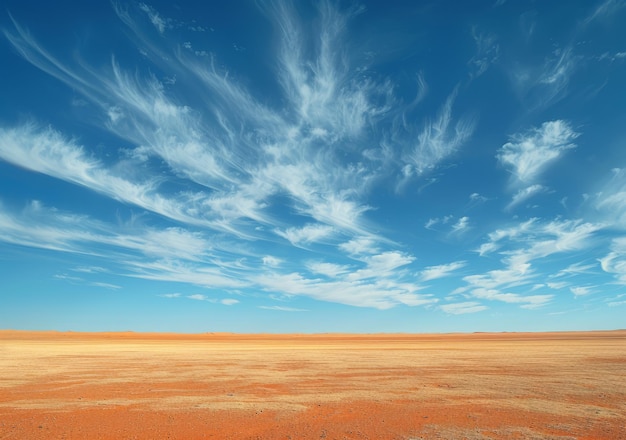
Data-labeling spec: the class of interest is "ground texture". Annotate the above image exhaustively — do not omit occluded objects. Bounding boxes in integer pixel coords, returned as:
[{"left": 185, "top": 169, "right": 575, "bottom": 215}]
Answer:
[{"left": 1, "top": 330, "right": 625, "bottom": 439}]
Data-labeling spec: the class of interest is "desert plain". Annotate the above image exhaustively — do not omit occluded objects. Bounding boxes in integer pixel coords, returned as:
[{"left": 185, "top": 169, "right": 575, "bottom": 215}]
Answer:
[{"left": 0, "top": 330, "right": 625, "bottom": 439}]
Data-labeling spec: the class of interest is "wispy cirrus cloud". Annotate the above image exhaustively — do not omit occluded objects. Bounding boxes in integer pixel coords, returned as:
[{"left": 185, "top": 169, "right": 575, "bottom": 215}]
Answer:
[
  {"left": 159, "top": 293, "right": 182, "bottom": 298},
  {"left": 2, "top": 1, "right": 477, "bottom": 245},
  {"left": 465, "top": 217, "right": 602, "bottom": 308},
  {"left": 509, "top": 46, "right": 578, "bottom": 109},
  {"left": 255, "top": 271, "right": 433, "bottom": 310},
  {"left": 259, "top": 305, "right": 308, "bottom": 312},
  {"left": 497, "top": 120, "right": 578, "bottom": 208},
  {"left": 507, "top": 184, "right": 548, "bottom": 210},
  {"left": 599, "top": 237, "right": 626, "bottom": 285},
  {"left": 421, "top": 261, "right": 467, "bottom": 281},
  {"left": 0, "top": 124, "right": 272, "bottom": 237},
  {"left": 451, "top": 216, "right": 471, "bottom": 234},
  {"left": 54, "top": 273, "right": 121, "bottom": 290},
  {"left": 0, "top": 197, "right": 436, "bottom": 309},
  {"left": 552, "top": 261, "right": 598, "bottom": 278},
  {"left": 570, "top": 285, "right": 596, "bottom": 296},
  {"left": 583, "top": 0, "right": 626, "bottom": 26},
  {"left": 0, "top": 199, "right": 244, "bottom": 290},
  {"left": 0, "top": 199, "right": 216, "bottom": 262},
  {"left": 468, "top": 28, "right": 499, "bottom": 78},
  {"left": 307, "top": 261, "right": 350, "bottom": 278},
  {"left": 403, "top": 87, "right": 476, "bottom": 177},
  {"left": 478, "top": 218, "right": 601, "bottom": 265},
  {"left": 595, "top": 168, "right": 626, "bottom": 229},
  {"left": 276, "top": 223, "right": 335, "bottom": 246},
  {"left": 255, "top": 249, "right": 431, "bottom": 310},
  {"left": 338, "top": 236, "right": 380, "bottom": 256},
  {"left": 138, "top": 2, "right": 170, "bottom": 33},
  {"left": 497, "top": 120, "right": 578, "bottom": 185},
  {"left": 470, "top": 288, "right": 552, "bottom": 309},
  {"left": 440, "top": 301, "right": 487, "bottom": 315}
]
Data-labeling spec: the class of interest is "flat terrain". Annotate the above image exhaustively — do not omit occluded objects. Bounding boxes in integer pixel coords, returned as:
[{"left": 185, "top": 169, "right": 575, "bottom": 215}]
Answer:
[{"left": 1, "top": 331, "right": 625, "bottom": 439}]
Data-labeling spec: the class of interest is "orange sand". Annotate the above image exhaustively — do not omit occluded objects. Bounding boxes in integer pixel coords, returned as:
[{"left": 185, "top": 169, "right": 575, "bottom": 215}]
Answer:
[{"left": 1, "top": 330, "right": 625, "bottom": 439}]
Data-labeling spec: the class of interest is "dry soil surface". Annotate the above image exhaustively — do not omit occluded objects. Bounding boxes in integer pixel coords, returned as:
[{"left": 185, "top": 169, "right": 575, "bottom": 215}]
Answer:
[{"left": 1, "top": 330, "right": 625, "bottom": 439}]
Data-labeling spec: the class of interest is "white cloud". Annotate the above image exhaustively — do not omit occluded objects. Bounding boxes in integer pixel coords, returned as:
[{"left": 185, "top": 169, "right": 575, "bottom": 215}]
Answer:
[
  {"left": 0, "top": 124, "right": 257, "bottom": 234},
  {"left": 0, "top": 200, "right": 219, "bottom": 263},
  {"left": 159, "top": 293, "right": 182, "bottom": 298},
  {"left": 188, "top": 294, "right": 208, "bottom": 301},
  {"left": 599, "top": 237, "right": 626, "bottom": 284},
  {"left": 469, "top": 192, "right": 488, "bottom": 203},
  {"left": 594, "top": 168, "right": 626, "bottom": 229},
  {"left": 509, "top": 47, "right": 578, "bottom": 109},
  {"left": 421, "top": 261, "right": 467, "bottom": 281},
  {"left": 138, "top": 3, "right": 169, "bottom": 33},
  {"left": 470, "top": 288, "right": 553, "bottom": 308},
  {"left": 254, "top": 249, "right": 429, "bottom": 310},
  {"left": 507, "top": 184, "right": 547, "bottom": 210},
  {"left": 265, "top": 0, "right": 382, "bottom": 140},
  {"left": 583, "top": 0, "right": 626, "bottom": 25},
  {"left": 426, "top": 215, "right": 459, "bottom": 232},
  {"left": 464, "top": 266, "right": 533, "bottom": 292},
  {"left": 73, "top": 266, "right": 108, "bottom": 274},
  {"left": 137, "top": 228, "right": 211, "bottom": 261},
  {"left": 55, "top": 273, "right": 121, "bottom": 290},
  {"left": 425, "top": 218, "right": 439, "bottom": 230},
  {"left": 497, "top": 120, "right": 578, "bottom": 184},
  {"left": 539, "top": 48, "right": 576, "bottom": 88},
  {"left": 338, "top": 236, "right": 379, "bottom": 255},
  {"left": 451, "top": 216, "right": 470, "bottom": 234},
  {"left": 363, "top": 251, "right": 415, "bottom": 273},
  {"left": 125, "top": 259, "right": 246, "bottom": 288},
  {"left": 275, "top": 223, "right": 335, "bottom": 246},
  {"left": 404, "top": 87, "right": 476, "bottom": 175},
  {"left": 440, "top": 301, "right": 487, "bottom": 315},
  {"left": 90, "top": 282, "right": 122, "bottom": 290},
  {"left": 570, "top": 286, "right": 595, "bottom": 296},
  {"left": 262, "top": 256, "right": 282, "bottom": 267},
  {"left": 107, "top": 106, "right": 124, "bottom": 123},
  {"left": 553, "top": 262, "right": 598, "bottom": 278},
  {"left": 468, "top": 28, "right": 499, "bottom": 78},
  {"left": 547, "top": 282, "right": 569, "bottom": 290},
  {"left": 482, "top": 219, "right": 599, "bottom": 263},
  {"left": 307, "top": 261, "right": 350, "bottom": 278},
  {"left": 221, "top": 298, "right": 239, "bottom": 305},
  {"left": 476, "top": 218, "right": 537, "bottom": 256},
  {"left": 259, "top": 305, "right": 308, "bottom": 312},
  {"left": 470, "top": 218, "right": 602, "bottom": 293},
  {"left": 256, "top": 270, "right": 433, "bottom": 309}
]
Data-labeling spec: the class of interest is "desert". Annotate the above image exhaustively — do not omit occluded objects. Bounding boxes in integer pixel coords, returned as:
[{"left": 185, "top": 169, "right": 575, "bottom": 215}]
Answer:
[{"left": 1, "top": 330, "right": 625, "bottom": 439}]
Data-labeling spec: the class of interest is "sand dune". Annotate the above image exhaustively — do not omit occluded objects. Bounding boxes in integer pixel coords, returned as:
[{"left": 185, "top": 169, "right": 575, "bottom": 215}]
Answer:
[{"left": 1, "top": 330, "right": 625, "bottom": 439}]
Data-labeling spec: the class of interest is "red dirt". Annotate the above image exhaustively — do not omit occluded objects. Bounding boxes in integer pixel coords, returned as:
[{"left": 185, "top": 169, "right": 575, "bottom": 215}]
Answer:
[{"left": 1, "top": 330, "right": 625, "bottom": 439}]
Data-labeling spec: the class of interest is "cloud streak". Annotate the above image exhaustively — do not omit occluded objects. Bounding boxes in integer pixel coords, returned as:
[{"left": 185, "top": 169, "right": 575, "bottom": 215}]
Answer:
[
  {"left": 464, "top": 217, "right": 602, "bottom": 308},
  {"left": 404, "top": 87, "right": 476, "bottom": 176},
  {"left": 497, "top": 120, "right": 578, "bottom": 185}
]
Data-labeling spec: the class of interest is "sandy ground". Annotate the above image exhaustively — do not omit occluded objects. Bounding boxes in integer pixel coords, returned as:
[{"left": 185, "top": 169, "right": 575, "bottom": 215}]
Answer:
[{"left": 0, "top": 331, "right": 625, "bottom": 439}]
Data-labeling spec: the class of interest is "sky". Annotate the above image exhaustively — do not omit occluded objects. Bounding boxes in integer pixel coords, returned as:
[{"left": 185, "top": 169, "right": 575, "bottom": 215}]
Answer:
[{"left": 1, "top": 0, "right": 625, "bottom": 333}]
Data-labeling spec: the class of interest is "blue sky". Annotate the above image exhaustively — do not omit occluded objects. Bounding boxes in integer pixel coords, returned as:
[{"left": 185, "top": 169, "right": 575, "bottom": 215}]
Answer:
[{"left": 1, "top": 0, "right": 625, "bottom": 333}]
